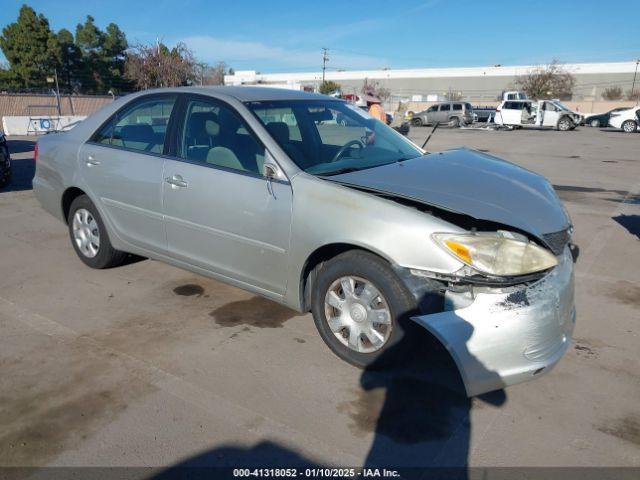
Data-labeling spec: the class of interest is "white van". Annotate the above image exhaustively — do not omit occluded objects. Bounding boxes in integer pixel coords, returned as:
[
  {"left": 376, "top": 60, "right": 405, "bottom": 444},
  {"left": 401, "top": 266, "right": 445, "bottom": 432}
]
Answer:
[{"left": 495, "top": 99, "right": 583, "bottom": 131}]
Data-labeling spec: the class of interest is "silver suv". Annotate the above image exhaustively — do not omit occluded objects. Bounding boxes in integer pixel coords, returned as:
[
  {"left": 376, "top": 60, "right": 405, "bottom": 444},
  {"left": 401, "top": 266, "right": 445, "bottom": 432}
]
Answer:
[{"left": 411, "top": 101, "right": 474, "bottom": 127}]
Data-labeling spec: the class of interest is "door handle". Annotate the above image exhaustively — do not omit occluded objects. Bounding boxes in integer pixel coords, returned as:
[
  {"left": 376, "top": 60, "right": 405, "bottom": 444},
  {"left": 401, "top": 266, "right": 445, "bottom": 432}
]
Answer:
[
  {"left": 86, "top": 155, "right": 101, "bottom": 166},
  {"left": 165, "top": 175, "right": 188, "bottom": 188}
]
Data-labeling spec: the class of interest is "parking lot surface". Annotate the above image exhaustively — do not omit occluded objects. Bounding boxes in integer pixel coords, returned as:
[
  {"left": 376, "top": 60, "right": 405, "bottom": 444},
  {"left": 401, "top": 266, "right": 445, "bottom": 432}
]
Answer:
[{"left": 1, "top": 127, "right": 639, "bottom": 470}]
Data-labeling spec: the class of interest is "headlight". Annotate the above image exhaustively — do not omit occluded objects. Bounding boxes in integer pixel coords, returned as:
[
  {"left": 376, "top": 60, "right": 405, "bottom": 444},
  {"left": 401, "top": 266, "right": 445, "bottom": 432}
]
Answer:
[{"left": 432, "top": 233, "right": 558, "bottom": 277}]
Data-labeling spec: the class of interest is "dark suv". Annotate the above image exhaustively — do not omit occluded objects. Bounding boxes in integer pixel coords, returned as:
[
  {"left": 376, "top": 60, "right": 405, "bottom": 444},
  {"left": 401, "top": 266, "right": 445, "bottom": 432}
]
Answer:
[{"left": 0, "top": 132, "right": 10, "bottom": 188}]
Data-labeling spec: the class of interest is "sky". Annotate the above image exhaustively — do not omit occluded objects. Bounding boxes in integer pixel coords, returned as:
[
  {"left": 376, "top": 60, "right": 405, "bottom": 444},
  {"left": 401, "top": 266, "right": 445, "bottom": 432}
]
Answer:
[{"left": 1, "top": 0, "right": 639, "bottom": 73}]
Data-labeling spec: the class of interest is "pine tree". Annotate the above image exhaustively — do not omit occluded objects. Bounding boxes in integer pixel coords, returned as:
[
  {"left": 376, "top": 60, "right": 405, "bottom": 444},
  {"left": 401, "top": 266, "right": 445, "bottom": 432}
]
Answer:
[{"left": 0, "top": 5, "right": 61, "bottom": 89}]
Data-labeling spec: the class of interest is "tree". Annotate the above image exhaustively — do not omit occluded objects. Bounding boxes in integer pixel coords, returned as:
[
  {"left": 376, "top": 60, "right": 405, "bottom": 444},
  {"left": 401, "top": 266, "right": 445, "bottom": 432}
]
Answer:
[
  {"left": 361, "top": 78, "right": 390, "bottom": 101},
  {"left": 194, "top": 61, "right": 228, "bottom": 86},
  {"left": 601, "top": 86, "right": 623, "bottom": 101},
  {"left": 125, "top": 42, "right": 196, "bottom": 90},
  {"left": 57, "top": 28, "right": 82, "bottom": 92},
  {"left": 0, "top": 5, "right": 61, "bottom": 89},
  {"left": 319, "top": 80, "right": 341, "bottom": 95},
  {"left": 626, "top": 89, "right": 640, "bottom": 101},
  {"left": 75, "top": 16, "right": 129, "bottom": 93},
  {"left": 515, "top": 60, "right": 576, "bottom": 100}
]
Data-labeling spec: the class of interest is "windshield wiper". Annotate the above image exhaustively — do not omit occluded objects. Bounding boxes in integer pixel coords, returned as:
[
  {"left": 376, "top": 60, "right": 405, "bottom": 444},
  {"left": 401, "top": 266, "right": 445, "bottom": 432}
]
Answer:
[{"left": 319, "top": 167, "right": 362, "bottom": 176}]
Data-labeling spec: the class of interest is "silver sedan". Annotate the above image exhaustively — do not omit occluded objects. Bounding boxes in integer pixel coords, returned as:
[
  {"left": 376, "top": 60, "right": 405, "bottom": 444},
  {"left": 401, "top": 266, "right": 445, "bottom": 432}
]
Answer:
[{"left": 33, "top": 86, "right": 575, "bottom": 396}]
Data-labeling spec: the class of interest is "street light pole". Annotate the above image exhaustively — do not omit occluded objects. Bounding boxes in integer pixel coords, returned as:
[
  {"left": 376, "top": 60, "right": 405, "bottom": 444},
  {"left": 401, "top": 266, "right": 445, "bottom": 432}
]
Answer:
[{"left": 631, "top": 59, "right": 639, "bottom": 100}]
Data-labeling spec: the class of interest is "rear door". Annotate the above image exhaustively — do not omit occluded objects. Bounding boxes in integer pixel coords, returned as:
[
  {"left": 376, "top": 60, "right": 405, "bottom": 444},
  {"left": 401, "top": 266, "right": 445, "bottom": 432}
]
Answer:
[
  {"left": 79, "top": 94, "right": 177, "bottom": 253},
  {"left": 499, "top": 101, "right": 521, "bottom": 125},
  {"left": 162, "top": 95, "right": 293, "bottom": 295}
]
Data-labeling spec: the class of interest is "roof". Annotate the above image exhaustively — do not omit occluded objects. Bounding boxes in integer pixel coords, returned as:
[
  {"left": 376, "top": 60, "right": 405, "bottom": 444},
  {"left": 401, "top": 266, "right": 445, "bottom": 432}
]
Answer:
[
  {"left": 225, "top": 61, "right": 640, "bottom": 84},
  {"left": 161, "top": 85, "right": 331, "bottom": 102}
]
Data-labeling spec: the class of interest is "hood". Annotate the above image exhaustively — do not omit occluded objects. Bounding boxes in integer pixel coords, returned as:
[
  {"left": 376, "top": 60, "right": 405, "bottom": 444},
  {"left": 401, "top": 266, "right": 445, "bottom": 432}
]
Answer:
[{"left": 328, "top": 148, "right": 570, "bottom": 240}]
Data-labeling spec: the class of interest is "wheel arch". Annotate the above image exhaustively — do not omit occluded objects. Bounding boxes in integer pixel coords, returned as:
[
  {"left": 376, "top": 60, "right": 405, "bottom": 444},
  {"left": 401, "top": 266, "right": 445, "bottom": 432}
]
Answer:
[
  {"left": 298, "top": 243, "right": 393, "bottom": 312},
  {"left": 61, "top": 186, "right": 88, "bottom": 224}
]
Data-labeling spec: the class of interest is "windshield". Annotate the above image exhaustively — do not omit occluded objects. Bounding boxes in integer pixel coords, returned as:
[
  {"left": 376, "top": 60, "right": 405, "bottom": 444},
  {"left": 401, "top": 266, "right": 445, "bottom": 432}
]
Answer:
[
  {"left": 246, "top": 100, "right": 423, "bottom": 175},
  {"left": 552, "top": 101, "right": 572, "bottom": 112}
]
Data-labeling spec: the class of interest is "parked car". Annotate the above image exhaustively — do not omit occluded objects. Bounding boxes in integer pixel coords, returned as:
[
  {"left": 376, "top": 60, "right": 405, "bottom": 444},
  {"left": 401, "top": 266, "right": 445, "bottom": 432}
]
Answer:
[
  {"left": 410, "top": 101, "right": 474, "bottom": 127},
  {"left": 0, "top": 131, "right": 11, "bottom": 188},
  {"left": 608, "top": 106, "right": 640, "bottom": 133},
  {"left": 495, "top": 99, "right": 583, "bottom": 131},
  {"left": 33, "top": 87, "right": 575, "bottom": 397},
  {"left": 584, "top": 107, "right": 631, "bottom": 127}
]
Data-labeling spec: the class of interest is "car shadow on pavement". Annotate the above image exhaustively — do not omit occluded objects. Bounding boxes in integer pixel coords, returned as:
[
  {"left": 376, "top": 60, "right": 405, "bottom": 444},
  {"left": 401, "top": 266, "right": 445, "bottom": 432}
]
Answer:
[
  {"left": 3, "top": 139, "right": 36, "bottom": 192},
  {"left": 7, "top": 138, "right": 36, "bottom": 154},
  {"left": 151, "top": 308, "right": 506, "bottom": 480},
  {"left": 612, "top": 214, "right": 640, "bottom": 240}
]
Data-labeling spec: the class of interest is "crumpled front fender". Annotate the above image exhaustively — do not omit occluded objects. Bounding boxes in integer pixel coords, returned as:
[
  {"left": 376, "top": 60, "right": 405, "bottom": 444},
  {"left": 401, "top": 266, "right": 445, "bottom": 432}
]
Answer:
[{"left": 412, "top": 247, "right": 576, "bottom": 397}]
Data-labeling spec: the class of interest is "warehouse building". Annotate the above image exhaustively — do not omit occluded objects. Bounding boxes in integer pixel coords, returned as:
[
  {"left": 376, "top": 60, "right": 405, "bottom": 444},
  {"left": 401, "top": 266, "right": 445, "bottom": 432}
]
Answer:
[{"left": 224, "top": 61, "right": 639, "bottom": 103}]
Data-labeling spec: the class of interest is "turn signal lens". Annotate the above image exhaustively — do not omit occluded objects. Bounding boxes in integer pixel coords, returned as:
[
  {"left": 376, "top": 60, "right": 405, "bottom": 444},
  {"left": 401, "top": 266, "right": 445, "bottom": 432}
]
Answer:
[{"left": 433, "top": 233, "right": 558, "bottom": 277}]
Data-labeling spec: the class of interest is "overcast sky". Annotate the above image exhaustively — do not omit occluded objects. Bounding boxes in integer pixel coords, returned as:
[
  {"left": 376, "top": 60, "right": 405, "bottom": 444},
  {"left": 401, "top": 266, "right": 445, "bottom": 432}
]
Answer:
[{"left": 1, "top": 0, "right": 638, "bottom": 73}]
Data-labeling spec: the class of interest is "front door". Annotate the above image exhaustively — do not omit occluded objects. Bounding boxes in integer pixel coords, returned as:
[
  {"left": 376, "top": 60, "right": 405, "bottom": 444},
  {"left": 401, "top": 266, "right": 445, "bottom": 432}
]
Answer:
[
  {"left": 79, "top": 94, "right": 177, "bottom": 253},
  {"left": 162, "top": 96, "right": 293, "bottom": 295}
]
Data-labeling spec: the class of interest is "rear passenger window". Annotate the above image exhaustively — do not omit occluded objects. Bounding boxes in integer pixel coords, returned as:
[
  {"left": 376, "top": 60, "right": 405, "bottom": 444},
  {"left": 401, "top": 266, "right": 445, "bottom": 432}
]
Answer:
[
  {"left": 179, "top": 99, "right": 265, "bottom": 175},
  {"left": 440, "top": 104, "right": 451, "bottom": 111},
  {"left": 452, "top": 103, "right": 462, "bottom": 110},
  {"left": 92, "top": 96, "right": 176, "bottom": 154}
]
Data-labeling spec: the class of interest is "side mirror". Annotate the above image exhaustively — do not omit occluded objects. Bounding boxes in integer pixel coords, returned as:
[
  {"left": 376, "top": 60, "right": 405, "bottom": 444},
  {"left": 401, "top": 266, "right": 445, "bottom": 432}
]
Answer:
[{"left": 262, "top": 151, "right": 287, "bottom": 181}]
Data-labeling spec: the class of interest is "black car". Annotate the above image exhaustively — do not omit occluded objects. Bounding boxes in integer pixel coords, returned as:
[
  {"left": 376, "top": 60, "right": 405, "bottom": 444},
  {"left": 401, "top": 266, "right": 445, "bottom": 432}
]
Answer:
[
  {"left": 0, "top": 132, "right": 10, "bottom": 188},
  {"left": 584, "top": 107, "right": 630, "bottom": 127}
]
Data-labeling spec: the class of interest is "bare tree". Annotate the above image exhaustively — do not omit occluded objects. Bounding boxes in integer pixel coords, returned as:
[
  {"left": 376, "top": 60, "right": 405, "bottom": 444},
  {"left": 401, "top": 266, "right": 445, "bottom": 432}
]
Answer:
[
  {"left": 361, "top": 78, "right": 390, "bottom": 101},
  {"left": 515, "top": 60, "right": 576, "bottom": 100},
  {"left": 626, "top": 89, "right": 640, "bottom": 101},
  {"left": 602, "top": 86, "right": 623, "bottom": 101},
  {"left": 195, "top": 61, "right": 228, "bottom": 86},
  {"left": 125, "top": 41, "right": 196, "bottom": 90}
]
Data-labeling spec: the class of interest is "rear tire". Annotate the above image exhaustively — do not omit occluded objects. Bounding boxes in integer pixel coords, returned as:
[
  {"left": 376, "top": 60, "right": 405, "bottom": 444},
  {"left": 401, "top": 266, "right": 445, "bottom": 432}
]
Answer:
[
  {"left": 589, "top": 119, "right": 600, "bottom": 127},
  {"left": 67, "top": 195, "right": 127, "bottom": 269},
  {"left": 311, "top": 250, "right": 419, "bottom": 369},
  {"left": 622, "top": 120, "right": 637, "bottom": 133},
  {"left": 449, "top": 116, "right": 460, "bottom": 128}
]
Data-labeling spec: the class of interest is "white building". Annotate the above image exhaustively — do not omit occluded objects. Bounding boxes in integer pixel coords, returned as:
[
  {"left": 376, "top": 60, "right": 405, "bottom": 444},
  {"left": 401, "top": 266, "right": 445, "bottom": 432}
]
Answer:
[{"left": 225, "top": 61, "right": 640, "bottom": 102}]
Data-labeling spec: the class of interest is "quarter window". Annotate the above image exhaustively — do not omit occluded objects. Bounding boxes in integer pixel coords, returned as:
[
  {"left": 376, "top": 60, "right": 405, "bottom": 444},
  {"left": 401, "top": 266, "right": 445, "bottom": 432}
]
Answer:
[
  {"left": 179, "top": 99, "right": 265, "bottom": 175},
  {"left": 91, "top": 96, "right": 176, "bottom": 154}
]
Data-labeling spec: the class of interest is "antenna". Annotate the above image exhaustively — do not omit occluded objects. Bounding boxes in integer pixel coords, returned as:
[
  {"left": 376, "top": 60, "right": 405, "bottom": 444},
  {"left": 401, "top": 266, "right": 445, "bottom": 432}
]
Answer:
[{"left": 421, "top": 122, "right": 440, "bottom": 150}]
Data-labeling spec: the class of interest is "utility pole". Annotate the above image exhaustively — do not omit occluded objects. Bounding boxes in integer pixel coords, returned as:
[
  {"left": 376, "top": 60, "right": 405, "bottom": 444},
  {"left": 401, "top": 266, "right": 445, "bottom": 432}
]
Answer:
[
  {"left": 47, "top": 69, "right": 62, "bottom": 116},
  {"left": 632, "top": 59, "right": 639, "bottom": 100},
  {"left": 321, "top": 48, "right": 329, "bottom": 83}
]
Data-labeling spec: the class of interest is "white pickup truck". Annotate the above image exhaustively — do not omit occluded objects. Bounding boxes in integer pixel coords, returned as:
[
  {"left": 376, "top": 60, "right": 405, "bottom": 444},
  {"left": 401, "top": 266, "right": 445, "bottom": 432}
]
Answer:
[{"left": 494, "top": 99, "right": 583, "bottom": 131}]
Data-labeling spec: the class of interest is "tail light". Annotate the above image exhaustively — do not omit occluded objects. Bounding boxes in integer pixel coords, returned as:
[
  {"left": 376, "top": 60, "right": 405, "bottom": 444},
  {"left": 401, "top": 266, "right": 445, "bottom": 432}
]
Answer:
[{"left": 34, "top": 142, "right": 38, "bottom": 162}]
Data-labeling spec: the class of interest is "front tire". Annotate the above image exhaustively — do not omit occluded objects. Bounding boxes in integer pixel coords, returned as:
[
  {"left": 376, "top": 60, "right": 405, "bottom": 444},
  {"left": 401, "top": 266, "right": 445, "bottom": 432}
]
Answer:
[
  {"left": 412, "top": 117, "right": 423, "bottom": 127},
  {"left": 311, "top": 250, "right": 418, "bottom": 368},
  {"left": 622, "top": 120, "right": 637, "bottom": 133},
  {"left": 68, "top": 195, "right": 126, "bottom": 269},
  {"left": 589, "top": 119, "right": 600, "bottom": 127},
  {"left": 558, "top": 117, "right": 573, "bottom": 131}
]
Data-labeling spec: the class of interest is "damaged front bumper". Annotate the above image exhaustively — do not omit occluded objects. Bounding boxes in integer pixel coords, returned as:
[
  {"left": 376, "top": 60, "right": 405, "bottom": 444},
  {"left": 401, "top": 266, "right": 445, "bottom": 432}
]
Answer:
[{"left": 412, "top": 247, "right": 575, "bottom": 397}]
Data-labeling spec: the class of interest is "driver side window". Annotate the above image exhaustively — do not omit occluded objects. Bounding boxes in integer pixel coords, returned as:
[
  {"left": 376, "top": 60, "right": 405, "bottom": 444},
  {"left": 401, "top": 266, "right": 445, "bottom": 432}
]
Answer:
[{"left": 179, "top": 99, "right": 265, "bottom": 176}]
